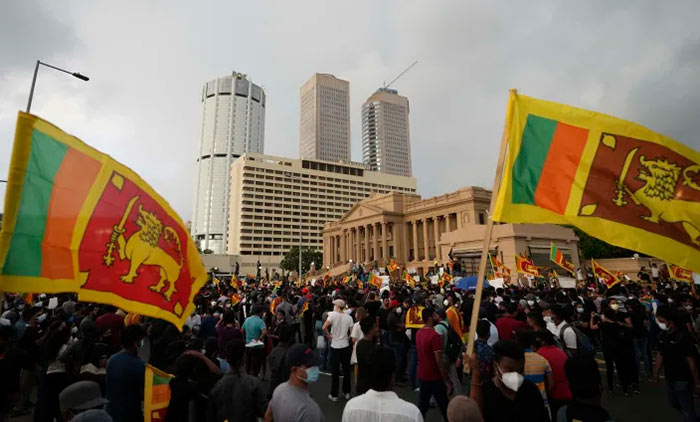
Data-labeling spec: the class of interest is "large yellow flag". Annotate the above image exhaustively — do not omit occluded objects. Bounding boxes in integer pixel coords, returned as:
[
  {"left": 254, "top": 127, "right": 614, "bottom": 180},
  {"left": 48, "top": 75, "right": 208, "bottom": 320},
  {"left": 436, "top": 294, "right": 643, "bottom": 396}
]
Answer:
[
  {"left": 0, "top": 113, "right": 207, "bottom": 327},
  {"left": 493, "top": 93, "right": 700, "bottom": 273}
]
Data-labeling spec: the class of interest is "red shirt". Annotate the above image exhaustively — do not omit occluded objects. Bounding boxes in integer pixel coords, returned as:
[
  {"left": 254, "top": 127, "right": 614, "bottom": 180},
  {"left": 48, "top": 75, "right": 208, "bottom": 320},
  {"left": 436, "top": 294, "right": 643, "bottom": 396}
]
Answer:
[
  {"left": 416, "top": 326, "right": 442, "bottom": 381},
  {"left": 537, "top": 345, "right": 572, "bottom": 400},
  {"left": 495, "top": 315, "right": 529, "bottom": 341}
]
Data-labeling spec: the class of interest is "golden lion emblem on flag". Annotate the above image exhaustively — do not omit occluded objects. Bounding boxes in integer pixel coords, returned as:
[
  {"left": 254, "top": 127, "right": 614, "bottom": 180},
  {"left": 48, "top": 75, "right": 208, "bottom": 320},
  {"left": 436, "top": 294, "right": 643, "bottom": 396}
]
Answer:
[
  {"left": 613, "top": 147, "right": 700, "bottom": 246},
  {"left": 103, "top": 195, "right": 183, "bottom": 301}
]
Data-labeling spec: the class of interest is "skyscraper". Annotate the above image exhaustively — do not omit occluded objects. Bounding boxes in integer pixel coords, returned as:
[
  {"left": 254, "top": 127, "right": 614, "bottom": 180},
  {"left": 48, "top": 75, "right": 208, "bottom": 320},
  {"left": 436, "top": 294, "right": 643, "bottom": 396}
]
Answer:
[
  {"left": 299, "top": 73, "right": 350, "bottom": 162},
  {"left": 362, "top": 88, "right": 412, "bottom": 177},
  {"left": 192, "top": 71, "right": 266, "bottom": 254}
]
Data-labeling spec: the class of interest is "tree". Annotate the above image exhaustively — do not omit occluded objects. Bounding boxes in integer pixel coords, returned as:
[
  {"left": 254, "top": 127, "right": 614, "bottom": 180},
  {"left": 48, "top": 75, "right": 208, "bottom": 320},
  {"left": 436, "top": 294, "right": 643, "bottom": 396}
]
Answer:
[
  {"left": 570, "top": 227, "right": 640, "bottom": 259},
  {"left": 280, "top": 246, "right": 323, "bottom": 274}
]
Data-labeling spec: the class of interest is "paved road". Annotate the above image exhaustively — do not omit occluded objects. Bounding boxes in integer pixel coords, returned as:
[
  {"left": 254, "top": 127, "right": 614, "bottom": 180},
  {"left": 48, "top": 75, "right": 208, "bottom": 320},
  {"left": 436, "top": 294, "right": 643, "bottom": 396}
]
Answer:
[{"left": 10, "top": 365, "right": 679, "bottom": 422}]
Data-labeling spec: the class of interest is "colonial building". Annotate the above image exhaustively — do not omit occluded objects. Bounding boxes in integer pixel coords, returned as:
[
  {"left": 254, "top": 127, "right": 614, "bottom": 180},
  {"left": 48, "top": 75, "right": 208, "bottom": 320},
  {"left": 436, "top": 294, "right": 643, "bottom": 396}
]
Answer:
[{"left": 322, "top": 187, "right": 580, "bottom": 276}]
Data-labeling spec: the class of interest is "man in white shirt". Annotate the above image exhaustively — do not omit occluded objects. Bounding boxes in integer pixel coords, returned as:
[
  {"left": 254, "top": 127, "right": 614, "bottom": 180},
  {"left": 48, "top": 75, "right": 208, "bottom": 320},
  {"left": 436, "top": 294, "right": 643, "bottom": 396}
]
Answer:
[
  {"left": 548, "top": 306, "right": 577, "bottom": 353},
  {"left": 323, "top": 299, "right": 354, "bottom": 401},
  {"left": 342, "top": 347, "right": 423, "bottom": 422}
]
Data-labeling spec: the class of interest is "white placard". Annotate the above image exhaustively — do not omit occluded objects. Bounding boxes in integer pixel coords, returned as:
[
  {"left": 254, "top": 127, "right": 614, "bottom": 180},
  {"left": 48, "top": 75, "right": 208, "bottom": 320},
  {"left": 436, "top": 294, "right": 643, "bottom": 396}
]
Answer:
[{"left": 47, "top": 297, "right": 58, "bottom": 310}]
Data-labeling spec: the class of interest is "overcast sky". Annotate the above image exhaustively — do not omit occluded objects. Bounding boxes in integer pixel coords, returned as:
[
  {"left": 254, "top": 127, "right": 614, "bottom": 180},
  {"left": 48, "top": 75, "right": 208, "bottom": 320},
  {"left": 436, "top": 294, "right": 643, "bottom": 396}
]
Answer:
[{"left": 2, "top": 1, "right": 699, "bottom": 221}]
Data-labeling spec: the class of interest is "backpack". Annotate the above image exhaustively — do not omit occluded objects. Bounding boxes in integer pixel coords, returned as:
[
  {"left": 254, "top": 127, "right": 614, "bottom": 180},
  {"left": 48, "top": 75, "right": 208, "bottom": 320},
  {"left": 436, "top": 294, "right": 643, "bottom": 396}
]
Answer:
[
  {"left": 439, "top": 321, "right": 463, "bottom": 362},
  {"left": 560, "top": 323, "right": 595, "bottom": 357}
]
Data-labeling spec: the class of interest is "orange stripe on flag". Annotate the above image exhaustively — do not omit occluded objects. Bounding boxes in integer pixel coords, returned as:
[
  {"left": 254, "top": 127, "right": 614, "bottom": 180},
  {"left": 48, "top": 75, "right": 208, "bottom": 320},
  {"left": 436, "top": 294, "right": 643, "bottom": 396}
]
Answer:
[
  {"left": 41, "top": 148, "right": 101, "bottom": 279},
  {"left": 534, "top": 123, "right": 588, "bottom": 214}
]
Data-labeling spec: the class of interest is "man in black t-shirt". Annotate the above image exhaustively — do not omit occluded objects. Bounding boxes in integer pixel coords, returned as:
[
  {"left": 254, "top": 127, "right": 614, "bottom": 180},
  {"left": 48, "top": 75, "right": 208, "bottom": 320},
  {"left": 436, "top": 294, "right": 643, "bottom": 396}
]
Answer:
[
  {"left": 557, "top": 355, "right": 614, "bottom": 422},
  {"left": 469, "top": 340, "right": 549, "bottom": 422},
  {"left": 364, "top": 292, "right": 381, "bottom": 322},
  {"left": 355, "top": 318, "right": 378, "bottom": 395},
  {"left": 655, "top": 305, "right": 699, "bottom": 421}
]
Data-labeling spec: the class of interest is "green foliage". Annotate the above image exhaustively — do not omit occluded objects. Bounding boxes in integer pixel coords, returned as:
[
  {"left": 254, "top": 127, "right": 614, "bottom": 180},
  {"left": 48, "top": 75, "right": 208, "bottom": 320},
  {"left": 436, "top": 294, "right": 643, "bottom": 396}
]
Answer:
[
  {"left": 570, "top": 226, "right": 639, "bottom": 259},
  {"left": 202, "top": 249, "right": 214, "bottom": 254},
  {"left": 280, "top": 246, "right": 323, "bottom": 274}
]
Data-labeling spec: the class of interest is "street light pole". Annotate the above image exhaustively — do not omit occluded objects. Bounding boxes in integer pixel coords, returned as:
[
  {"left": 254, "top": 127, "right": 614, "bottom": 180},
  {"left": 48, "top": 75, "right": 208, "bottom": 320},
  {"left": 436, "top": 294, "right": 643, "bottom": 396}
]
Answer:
[{"left": 26, "top": 60, "right": 90, "bottom": 113}]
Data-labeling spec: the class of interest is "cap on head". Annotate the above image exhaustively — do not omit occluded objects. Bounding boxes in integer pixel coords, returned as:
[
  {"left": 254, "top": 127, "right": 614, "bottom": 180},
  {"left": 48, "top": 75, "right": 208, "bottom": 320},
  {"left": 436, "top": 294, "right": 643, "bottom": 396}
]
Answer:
[
  {"left": 286, "top": 343, "right": 322, "bottom": 368},
  {"left": 332, "top": 299, "right": 345, "bottom": 308}
]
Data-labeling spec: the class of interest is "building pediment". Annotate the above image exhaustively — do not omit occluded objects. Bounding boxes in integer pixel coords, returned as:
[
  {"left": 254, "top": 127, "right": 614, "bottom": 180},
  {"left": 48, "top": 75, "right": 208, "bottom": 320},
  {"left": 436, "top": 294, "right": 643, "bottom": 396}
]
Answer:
[{"left": 338, "top": 202, "right": 386, "bottom": 224}]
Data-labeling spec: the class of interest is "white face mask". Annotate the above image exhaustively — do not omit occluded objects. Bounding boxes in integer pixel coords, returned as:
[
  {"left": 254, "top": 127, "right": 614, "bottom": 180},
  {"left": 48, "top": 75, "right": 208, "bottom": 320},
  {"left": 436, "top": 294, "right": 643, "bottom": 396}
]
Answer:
[
  {"left": 610, "top": 303, "right": 619, "bottom": 311},
  {"left": 527, "top": 300, "right": 535, "bottom": 307},
  {"left": 543, "top": 316, "right": 553, "bottom": 323},
  {"left": 497, "top": 363, "right": 524, "bottom": 392},
  {"left": 657, "top": 322, "right": 668, "bottom": 331},
  {"left": 395, "top": 307, "right": 403, "bottom": 315},
  {"left": 576, "top": 307, "right": 584, "bottom": 314},
  {"left": 443, "top": 299, "right": 449, "bottom": 307}
]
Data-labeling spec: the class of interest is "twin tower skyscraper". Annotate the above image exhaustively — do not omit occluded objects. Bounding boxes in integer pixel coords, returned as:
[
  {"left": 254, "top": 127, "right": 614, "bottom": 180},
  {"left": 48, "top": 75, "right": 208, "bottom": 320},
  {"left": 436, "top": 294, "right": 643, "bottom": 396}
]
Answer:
[{"left": 193, "top": 71, "right": 412, "bottom": 253}]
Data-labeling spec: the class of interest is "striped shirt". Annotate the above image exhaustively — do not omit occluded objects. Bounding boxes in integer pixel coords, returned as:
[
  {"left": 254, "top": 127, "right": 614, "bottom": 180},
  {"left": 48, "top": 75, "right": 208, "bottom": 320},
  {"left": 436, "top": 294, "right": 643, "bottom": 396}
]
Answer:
[{"left": 523, "top": 350, "right": 551, "bottom": 407}]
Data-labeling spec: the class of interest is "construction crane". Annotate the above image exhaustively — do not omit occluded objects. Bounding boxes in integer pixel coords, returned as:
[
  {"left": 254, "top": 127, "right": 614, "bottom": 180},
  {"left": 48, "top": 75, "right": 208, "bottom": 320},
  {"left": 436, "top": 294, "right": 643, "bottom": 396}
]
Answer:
[{"left": 383, "top": 60, "right": 418, "bottom": 90}]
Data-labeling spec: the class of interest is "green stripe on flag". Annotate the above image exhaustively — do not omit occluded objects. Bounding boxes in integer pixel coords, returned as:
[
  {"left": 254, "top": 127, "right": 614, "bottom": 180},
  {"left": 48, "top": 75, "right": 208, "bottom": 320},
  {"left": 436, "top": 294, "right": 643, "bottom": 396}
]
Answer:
[
  {"left": 512, "top": 115, "right": 558, "bottom": 205},
  {"left": 152, "top": 373, "right": 171, "bottom": 386},
  {"left": 2, "top": 130, "right": 68, "bottom": 276}
]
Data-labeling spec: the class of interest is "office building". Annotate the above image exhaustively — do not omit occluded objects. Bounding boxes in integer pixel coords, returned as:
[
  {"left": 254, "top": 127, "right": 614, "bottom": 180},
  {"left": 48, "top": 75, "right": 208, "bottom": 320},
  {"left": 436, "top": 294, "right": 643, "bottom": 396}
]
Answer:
[
  {"left": 227, "top": 153, "right": 417, "bottom": 272},
  {"left": 299, "top": 73, "right": 350, "bottom": 162},
  {"left": 323, "top": 188, "right": 579, "bottom": 276},
  {"left": 192, "top": 71, "right": 266, "bottom": 254},
  {"left": 362, "top": 88, "right": 412, "bottom": 176}
]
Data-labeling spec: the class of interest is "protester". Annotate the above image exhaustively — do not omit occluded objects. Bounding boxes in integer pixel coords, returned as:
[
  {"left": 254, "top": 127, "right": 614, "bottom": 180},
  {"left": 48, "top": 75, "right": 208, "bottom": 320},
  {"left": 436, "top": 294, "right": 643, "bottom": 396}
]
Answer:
[
  {"left": 342, "top": 347, "right": 422, "bottom": 422},
  {"left": 242, "top": 304, "right": 267, "bottom": 378},
  {"left": 416, "top": 307, "right": 451, "bottom": 420},
  {"left": 556, "top": 356, "right": 613, "bottom": 422},
  {"left": 355, "top": 317, "right": 378, "bottom": 395},
  {"left": 495, "top": 302, "right": 528, "bottom": 342},
  {"left": 654, "top": 304, "right": 699, "bottom": 421},
  {"left": 58, "top": 380, "right": 109, "bottom": 421},
  {"left": 469, "top": 340, "right": 549, "bottom": 422},
  {"left": 447, "top": 395, "right": 483, "bottom": 422},
  {"left": 323, "top": 298, "right": 354, "bottom": 401},
  {"left": 105, "top": 324, "right": 146, "bottom": 422},
  {"left": 267, "top": 324, "right": 295, "bottom": 398},
  {"left": 266, "top": 343, "right": 324, "bottom": 422},
  {"left": 533, "top": 329, "right": 571, "bottom": 418},
  {"left": 0, "top": 325, "right": 29, "bottom": 421},
  {"left": 516, "top": 330, "right": 553, "bottom": 417},
  {"left": 206, "top": 338, "right": 266, "bottom": 421}
]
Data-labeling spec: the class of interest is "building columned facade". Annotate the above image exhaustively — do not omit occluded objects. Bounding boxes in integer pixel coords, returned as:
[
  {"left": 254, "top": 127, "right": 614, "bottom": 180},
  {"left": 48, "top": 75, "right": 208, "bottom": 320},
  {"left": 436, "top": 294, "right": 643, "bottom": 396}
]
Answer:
[
  {"left": 227, "top": 153, "right": 416, "bottom": 273},
  {"left": 323, "top": 187, "right": 580, "bottom": 276},
  {"left": 299, "top": 73, "right": 350, "bottom": 162},
  {"left": 192, "top": 71, "right": 266, "bottom": 254},
  {"left": 362, "top": 88, "right": 412, "bottom": 177}
]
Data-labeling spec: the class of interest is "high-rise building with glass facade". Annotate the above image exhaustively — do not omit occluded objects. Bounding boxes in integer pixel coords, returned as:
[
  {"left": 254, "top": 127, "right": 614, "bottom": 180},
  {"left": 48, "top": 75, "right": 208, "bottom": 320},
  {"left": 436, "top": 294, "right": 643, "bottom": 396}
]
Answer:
[{"left": 362, "top": 88, "right": 411, "bottom": 177}]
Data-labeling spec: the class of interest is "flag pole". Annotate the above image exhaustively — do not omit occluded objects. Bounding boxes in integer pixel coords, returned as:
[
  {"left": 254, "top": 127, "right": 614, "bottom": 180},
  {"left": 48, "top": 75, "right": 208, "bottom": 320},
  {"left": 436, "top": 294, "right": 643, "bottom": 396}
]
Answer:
[{"left": 464, "top": 89, "right": 517, "bottom": 369}]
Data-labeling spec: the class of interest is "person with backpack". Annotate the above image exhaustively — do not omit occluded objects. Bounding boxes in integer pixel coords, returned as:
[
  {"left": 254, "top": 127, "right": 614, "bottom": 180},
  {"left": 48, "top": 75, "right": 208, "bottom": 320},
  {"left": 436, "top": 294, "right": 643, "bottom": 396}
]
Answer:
[
  {"left": 436, "top": 308, "right": 463, "bottom": 396},
  {"left": 556, "top": 356, "right": 614, "bottom": 422},
  {"left": 549, "top": 306, "right": 594, "bottom": 358},
  {"left": 416, "top": 307, "right": 452, "bottom": 420},
  {"left": 534, "top": 329, "right": 572, "bottom": 420}
]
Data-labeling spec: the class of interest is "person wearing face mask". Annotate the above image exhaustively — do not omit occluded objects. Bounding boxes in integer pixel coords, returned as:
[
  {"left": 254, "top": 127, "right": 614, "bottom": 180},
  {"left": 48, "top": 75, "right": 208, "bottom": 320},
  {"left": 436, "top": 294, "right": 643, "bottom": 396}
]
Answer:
[
  {"left": 590, "top": 300, "right": 636, "bottom": 396},
  {"left": 105, "top": 324, "right": 146, "bottom": 422},
  {"left": 654, "top": 304, "right": 700, "bottom": 422},
  {"left": 207, "top": 338, "right": 266, "bottom": 422},
  {"left": 387, "top": 300, "right": 408, "bottom": 385},
  {"left": 469, "top": 340, "right": 548, "bottom": 422},
  {"left": 265, "top": 343, "right": 324, "bottom": 422}
]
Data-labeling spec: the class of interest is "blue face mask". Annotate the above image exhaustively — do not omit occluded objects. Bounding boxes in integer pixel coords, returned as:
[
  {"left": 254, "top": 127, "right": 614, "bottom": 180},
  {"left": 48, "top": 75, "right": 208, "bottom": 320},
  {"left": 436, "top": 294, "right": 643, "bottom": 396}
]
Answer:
[{"left": 298, "top": 366, "right": 320, "bottom": 383}]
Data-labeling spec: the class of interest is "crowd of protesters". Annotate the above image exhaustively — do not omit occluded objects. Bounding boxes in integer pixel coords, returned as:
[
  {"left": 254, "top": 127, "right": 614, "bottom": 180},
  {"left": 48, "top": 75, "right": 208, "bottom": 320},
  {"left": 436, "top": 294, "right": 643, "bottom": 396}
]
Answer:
[{"left": 0, "top": 260, "right": 698, "bottom": 422}]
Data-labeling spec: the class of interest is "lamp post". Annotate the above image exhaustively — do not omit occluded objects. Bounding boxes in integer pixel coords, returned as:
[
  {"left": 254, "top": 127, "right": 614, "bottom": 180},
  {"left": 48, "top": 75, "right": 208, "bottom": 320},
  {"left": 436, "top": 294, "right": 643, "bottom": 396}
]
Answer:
[{"left": 27, "top": 60, "right": 89, "bottom": 113}]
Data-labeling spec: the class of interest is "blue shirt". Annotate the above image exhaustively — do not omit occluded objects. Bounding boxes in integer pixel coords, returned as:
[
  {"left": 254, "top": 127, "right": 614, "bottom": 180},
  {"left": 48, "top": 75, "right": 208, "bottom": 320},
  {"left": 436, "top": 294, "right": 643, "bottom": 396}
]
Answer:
[
  {"left": 242, "top": 315, "right": 266, "bottom": 347},
  {"left": 105, "top": 350, "right": 146, "bottom": 422}
]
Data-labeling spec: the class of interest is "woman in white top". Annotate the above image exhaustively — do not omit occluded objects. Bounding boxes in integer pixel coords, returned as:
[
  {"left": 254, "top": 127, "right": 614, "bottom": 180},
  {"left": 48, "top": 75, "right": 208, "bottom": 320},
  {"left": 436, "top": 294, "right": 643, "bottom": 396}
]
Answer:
[{"left": 350, "top": 307, "right": 368, "bottom": 386}]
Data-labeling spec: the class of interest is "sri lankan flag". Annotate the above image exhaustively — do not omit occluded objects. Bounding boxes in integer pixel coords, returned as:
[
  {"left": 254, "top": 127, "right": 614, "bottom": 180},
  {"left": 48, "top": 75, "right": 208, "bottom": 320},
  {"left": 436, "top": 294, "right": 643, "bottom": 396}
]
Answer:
[
  {"left": 493, "top": 92, "right": 700, "bottom": 274},
  {"left": 230, "top": 293, "right": 242, "bottom": 307},
  {"left": 440, "top": 272, "right": 452, "bottom": 287},
  {"left": 591, "top": 259, "right": 620, "bottom": 288},
  {"left": 270, "top": 296, "right": 284, "bottom": 314},
  {"left": 403, "top": 270, "right": 415, "bottom": 287},
  {"left": 550, "top": 243, "right": 575, "bottom": 275},
  {"left": 667, "top": 263, "right": 693, "bottom": 283},
  {"left": 341, "top": 275, "right": 351, "bottom": 285},
  {"left": 144, "top": 364, "right": 173, "bottom": 422},
  {"left": 489, "top": 254, "right": 504, "bottom": 270},
  {"left": 369, "top": 273, "right": 382, "bottom": 289},
  {"left": 0, "top": 113, "right": 207, "bottom": 327},
  {"left": 405, "top": 305, "right": 425, "bottom": 329},
  {"left": 515, "top": 255, "right": 539, "bottom": 276},
  {"left": 230, "top": 275, "right": 239, "bottom": 289},
  {"left": 388, "top": 258, "right": 398, "bottom": 273}
]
